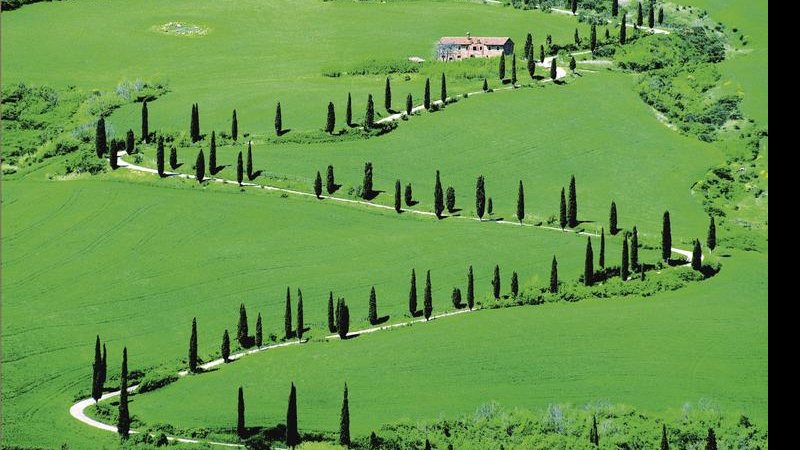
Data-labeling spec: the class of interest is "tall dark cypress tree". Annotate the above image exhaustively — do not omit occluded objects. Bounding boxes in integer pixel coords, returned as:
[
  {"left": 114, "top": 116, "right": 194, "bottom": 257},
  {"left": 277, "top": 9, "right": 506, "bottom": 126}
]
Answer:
[
  {"left": 126, "top": 129, "right": 135, "bottom": 154},
  {"left": 326, "top": 102, "right": 336, "bottom": 134},
  {"left": 405, "top": 183, "right": 414, "bottom": 206},
  {"left": 284, "top": 287, "right": 292, "bottom": 340},
  {"left": 510, "top": 271, "right": 519, "bottom": 298},
  {"left": 516, "top": 180, "right": 525, "bottom": 223},
  {"left": 100, "top": 343, "right": 107, "bottom": 388},
  {"left": 236, "top": 151, "right": 244, "bottom": 186},
  {"left": 237, "top": 303, "right": 249, "bottom": 347},
  {"left": 612, "top": 0, "right": 619, "bottom": 16},
  {"left": 660, "top": 424, "right": 669, "bottom": 450},
  {"left": 609, "top": 201, "right": 618, "bottom": 234},
  {"left": 662, "top": 211, "right": 672, "bottom": 261},
  {"left": 446, "top": 186, "right": 456, "bottom": 213},
  {"left": 483, "top": 78, "right": 489, "bottom": 91},
  {"left": 476, "top": 175, "right": 486, "bottom": 220},
  {"left": 440, "top": 73, "right": 447, "bottom": 103},
  {"left": 584, "top": 237, "right": 594, "bottom": 286},
  {"left": 314, "top": 171, "right": 323, "bottom": 199},
  {"left": 621, "top": 234, "right": 630, "bottom": 280},
  {"left": 571, "top": 0, "right": 577, "bottom": 14},
  {"left": 511, "top": 54, "right": 517, "bottom": 85},
  {"left": 275, "top": 102, "right": 283, "bottom": 135},
  {"left": 394, "top": 179, "right": 402, "bottom": 213},
  {"left": 409, "top": 269, "right": 418, "bottom": 316},
  {"left": 406, "top": 93, "right": 413, "bottom": 115},
  {"left": 156, "top": 137, "right": 165, "bottom": 177},
  {"left": 231, "top": 109, "right": 238, "bottom": 141},
  {"left": 599, "top": 228, "right": 606, "bottom": 268},
  {"left": 346, "top": 93, "right": 353, "bottom": 126},
  {"left": 434, "top": 170, "right": 444, "bottom": 219},
  {"left": 569, "top": 56, "right": 577, "bottom": 73},
  {"left": 550, "top": 58, "right": 557, "bottom": 80},
  {"left": 423, "top": 270, "right": 433, "bottom": 320},
  {"left": 488, "top": 197, "right": 493, "bottom": 216},
  {"left": 286, "top": 383, "right": 299, "bottom": 448},
  {"left": 222, "top": 330, "right": 231, "bottom": 363},
  {"left": 189, "top": 318, "right": 198, "bottom": 372},
  {"left": 499, "top": 53, "right": 506, "bottom": 80},
  {"left": 524, "top": 32, "right": 533, "bottom": 57},
  {"left": 705, "top": 428, "right": 717, "bottom": 450},
  {"left": 574, "top": 28, "right": 581, "bottom": 46},
  {"left": 364, "top": 94, "right": 375, "bottom": 129},
  {"left": 527, "top": 46, "right": 536, "bottom": 79},
  {"left": 568, "top": 175, "right": 578, "bottom": 227},
  {"left": 328, "top": 292, "right": 336, "bottom": 333},
  {"left": 141, "top": 101, "right": 149, "bottom": 143},
  {"left": 168, "top": 147, "right": 178, "bottom": 170},
  {"left": 539, "top": 44, "right": 545, "bottom": 63},
  {"left": 692, "top": 239, "right": 702, "bottom": 270},
  {"left": 467, "top": 265, "right": 475, "bottom": 310},
  {"left": 362, "top": 162, "right": 373, "bottom": 198},
  {"left": 336, "top": 298, "right": 350, "bottom": 339},
  {"left": 190, "top": 103, "right": 196, "bottom": 142},
  {"left": 590, "top": 24, "right": 597, "bottom": 52},
  {"left": 631, "top": 226, "right": 639, "bottom": 270},
  {"left": 384, "top": 77, "right": 392, "bottom": 111},
  {"left": 620, "top": 13, "right": 627, "bottom": 44},
  {"left": 209, "top": 131, "right": 218, "bottom": 175},
  {"left": 95, "top": 117, "right": 107, "bottom": 158},
  {"left": 368, "top": 286, "right": 378, "bottom": 325},
  {"left": 92, "top": 335, "right": 102, "bottom": 402},
  {"left": 118, "top": 347, "right": 130, "bottom": 439},
  {"left": 658, "top": 7, "right": 664, "bottom": 24},
  {"left": 255, "top": 313, "right": 263, "bottom": 347},
  {"left": 707, "top": 216, "right": 716, "bottom": 251},
  {"left": 296, "top": 289, "right": 304, "bottom": 341},
  {"left": 648, "top": 3, "right": 655, "bottom": 28},
  {"left": 195, "top": 149, "right": 205, "bottom": 183},
  {"left": 589, "top": 415, "right": 599, "bottom": 445},
  {"left": 425, "top": 439, "right": 432, "bottom": 450},
  {"left": 424, "top": 78, "right": 431, "bottom": 109},
  {"left": 550, "top": 256, "right": 559, "bottom": 293},
  {"left": 559, "top": 187, "right": 567, "bottom": 230},
  {"left": 237, "top": 386, "right": 246, "bottom": 438},
  {"left": 327, "top": 165, "right": 336, "bottom": 194},
  {"left": 246, "top": 142, "right": 254, "bottom": 180},
  {"left": 192, "top": 103, "right": 201, "bottom": 143},
  {"left": 492, "top": 265, "right": 501, "bottom": 300},
  {"left": 109, "top": 139, "right": 119, "bottom": 169},
  {"left": 339, "top": 383, "right": 350, "bottom": 446},
  {"left": 636, "top": 1, "right": 643, "bottom": 26}
]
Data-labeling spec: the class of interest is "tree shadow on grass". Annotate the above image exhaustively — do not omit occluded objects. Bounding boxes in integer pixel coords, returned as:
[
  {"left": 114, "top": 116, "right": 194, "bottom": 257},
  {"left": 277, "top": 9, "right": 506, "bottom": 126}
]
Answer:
[
  {"left": 341, "top": 333, "right": 361, "bottom": 340},
  {"left": 248, "top": 170, "right": 264, "bottom": 181},
  {"left": 448, "top": 208, "right": 463, "bottom": 214},
  {"left": 327, "top": 183, "right": 342, "bottom": 195},
  {"left": 276, "top": 129, "right": 291, "bottom": 137},
  {"left": 411, "top": 309, "right": 423, "bottom": 318},
  {"left": 170, "top": 162, "right": 184, "bottom": 170},
  {"left": 405, "top": 199, "right": 419, "bottom": 207},
  {"left": 362, "top": 189, "right": 384, "bottom": 201},
  {"left": 554, "top": 79, "right": 566, "bottom": 85},
  {"left": 210, "top": 164, "right": 228, "bottom": 176},
  {"left": 369, "top": 315, "right": 390, "bottom": 326}
]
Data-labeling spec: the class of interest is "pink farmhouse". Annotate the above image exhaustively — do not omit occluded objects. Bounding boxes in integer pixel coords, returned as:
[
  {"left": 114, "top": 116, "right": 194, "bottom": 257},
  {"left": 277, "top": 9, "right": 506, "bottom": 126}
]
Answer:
[{"left": 436, "top": 34, "right": 514, "bottom": 61}]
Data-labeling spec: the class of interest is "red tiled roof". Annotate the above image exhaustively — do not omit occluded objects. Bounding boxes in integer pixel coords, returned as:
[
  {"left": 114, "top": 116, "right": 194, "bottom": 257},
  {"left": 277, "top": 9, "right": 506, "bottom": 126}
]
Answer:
[{"left": 438, "top": 36, "right": 511, "bottom": 46}]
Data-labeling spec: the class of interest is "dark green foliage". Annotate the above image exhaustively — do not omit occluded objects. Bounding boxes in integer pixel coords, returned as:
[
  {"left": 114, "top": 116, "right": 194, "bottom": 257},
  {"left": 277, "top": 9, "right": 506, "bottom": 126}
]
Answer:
[
  {"left": 246, "top": 142, "right": 254, "bottom": 180},
  {"left": 488, "top": 197, "right": 493, "bottom": 215},
  {"left": 405, "top": 183, "right": 414, "bottom": 206},
  {"left": 423, "top": 270, "right": 433, "bottom": 320},
  {"left": 406, "top": 93, "right": 413, "bottom": 115},
  {"left": 631, "top": 226, "right": 639, "bottom": 270},
  {"left": 255, "top": 313, "right": 263, "bottom": 348},
  {"left": 328, "top": 292, "right": 336, "bottom": 333},
  {"left": 231, "top": 109, "right": 238, "bottom": 141},
  {"left": 527, "top": 46, "right": 536, "bottom": 79},
  {"left": 434, "top": 170, "right": 444, "bottom": 219},
  {"left": 584, "top": 237, "right": 594, "bottom": 286},
  {"left": 516, "top": 180, "right": 525, "bottom": 223},
  {"left": 574, "top": 28, "right": 580, "bottom": 46},
  {"left": 511, "top": 53, "right": 517, "bottom": 85},
  {"left": 590, "top": 24, "right": 597, "bottom": 52},
  {"left": 100, "top": 343, "right": 107, "bottom": 388},
  {"left": 190, "top": 103, "right": 200, "bottom": 143},
  {"left": 118, "top": 347, "right": 130, "bottom": 439},
  {"left": 236, "top": 151, "right": 244, "bottom": 186},
  {"left": 692, "top": 239, "right": 702, "bottom": 270},
  {"left": 336, "top": 298, "right": 350, "bottom": 339},
  {"left": 126, "top": 129, "right": 135, "bottom": 154},
  {"left": 609, "top": 201, "right": 618, "bottom": 234},
  {"left": 169, "top": 147, "right": 178, "bottom": 170},
  {"left": 314, "top": 171, "right": 323, "bottom": 199},
  {"left": 636, "top": 1, "right": 643, "bottom": 26},
  {"left": 95, "top": 117, "right": 107, "bottom": 158},
  {"left": 189, "top": 318, "right": 198, "bottom": 372},
  {"left": 425, "top": 438, "right": 432, "bottom": 450},
  {"left": 499, "top": 53, "right": 506, "bottom": 80},
  {"left": 141, "top": 101, "right": 149, "bottom": 143},
  {"left": 621, "top": 234, "right": 630, "bottom": 280},
  {"left": 467, "top": 266, "right": 475, "bottom": 310},
  {"left": 446, "top": 186, "right": 456, "bottom": 213},
  {"left": 605, "top": 28, "right": 610, "bottom": 40},
  {"left": 326, "top": 102, "right": 336, "bottom": 134},
  {"left": 326, "top": 165, "right": 336, "bottom": 194},
  {"left": 424, "top": 78, "right": 431, "bottom": 109},
  {"left": 362, "top": 161, "right": 373, "bottom": 198},
  {"left": 296, "top": 289, "right": 304, "bottom": 341},
  {"left": 441, "top": 73, "right": 447, "bottom": 103},
  {"left": 195, "top": 149, "right": 205, "bottom": 182},
  {"left": 524, "top": 33, "right": 533, "bottom": 58},
  {"left": 648, "top": 4, "right": 655, "bottom": 28},
  {"left": 340, "top": 384, "right": 350, "bottom": 446},
  {"left": 346, "top": 93, "right": 353, "bottom": 126},
  {"left": 705, "top": 428, "right": 717, "bottom": 450},
  {"left": 476, "top": 175, "right": 486, "bottom": 219},
  {"left": 368, "top": 286, "right": 378, "bottom": 325},
  {"left": 409, "top": 269, "right": 418, "bottom": 316},
  {"left": 237, "top": 386, "right": 246, "bottom": 438},
  {"left": 589, "top": 415, "right": 599, "bottom": 445},
  {"left": 92, "top": 335, "right": 102, "bottom": 402},
  {"left": 237, "top": 303, "right": 249, "bottom": 347},
  {"left": 599, "top": 228, "right": 606, "bottom": 268},
  {"left": 209, "top": 131, "right": 218, "bottom": 175},
  {"left": 661, "top": 424, "right": 669, "bottom": 450},
  {"left": 384, "top": 77, "right": 392, "bottom": 111},
  {"left": 612, "top": 0, "right": 618, "bottom": 16},
  {"left": 275, "top": 102, "right": 283, "bottom": 135},
  {"left": 571, "top": 0, "right": 577, "bottom": 14},
  {"left": 568, "top": 175, "right": 578, "bottom": 227},
  {"left": 492, "top": 265, "right": 500, "bottom": 300},
  {"left": 156, "top": 137, "right": 165, "bottom": 177},
  {"left": 395, "top": 180, "right": 402, "bottom": 213},
  {"left": 550, "top": 256, "right": 558, "bottom": 293},
  {"left": 370, "top": 432, "right": 380, "bottom": 449},
  {"left": 569, "top": 56, "right": 577, "bottom": 72},
  {"left": 559, "top": 187, "right": 567, "bottom": 229},
  {"left": 620, "top": 13, "right": 627, "bottom": 44},
  {"left": 483, "top": 78, "right": 489, "bottom": 91},
  {"left": 539, "top": 44, "right": 545, "bottom": 63},
  {"left": 286, "top": 383, "right": 299, "bottom": 448},
  {"left": 452, "top": 287, "right": 462, "bottom": 308},
  {"left": 109, "top": 140, "right": 118, "bottom": 169},
  {"left": 222, "top": 329, "right": 231, "bottom": 363},
  {"left": 284, "top": 287, "right": 292, "bottom": 340},
  {"left": 662, "top": 211, "right": 672, "bottom": 261},
  {"left": 707, "top": 216, "right": 716, "bottom": 251},
  {"left": 550, "top": 58, "right": 557, "bottom": 80},
  {"left": 658, "top": 7, "right": 664, "bottom": 24},
  {"left": 510, "top": 271, "right": 519, "bottom": 298}
]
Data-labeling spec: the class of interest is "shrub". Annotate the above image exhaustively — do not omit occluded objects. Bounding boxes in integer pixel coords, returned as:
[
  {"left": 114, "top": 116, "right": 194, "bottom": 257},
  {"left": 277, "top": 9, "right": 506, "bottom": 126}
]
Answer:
[
  {"left": 137, "top": 370, "right": 179, "bottom": 394},
  {"left": 64, "top": 149, "right": 106, "bottom": 175}
]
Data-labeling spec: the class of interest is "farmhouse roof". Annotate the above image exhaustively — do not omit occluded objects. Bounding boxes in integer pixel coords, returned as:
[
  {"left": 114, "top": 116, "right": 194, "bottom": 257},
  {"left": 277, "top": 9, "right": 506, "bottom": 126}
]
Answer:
[{"left": 438, "top": 36, "right": 511, "bottom": 46}]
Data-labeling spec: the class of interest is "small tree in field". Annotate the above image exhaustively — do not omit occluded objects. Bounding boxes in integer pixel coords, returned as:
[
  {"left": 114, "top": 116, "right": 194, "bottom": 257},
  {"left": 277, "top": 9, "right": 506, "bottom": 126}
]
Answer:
[
  {"left": 589, "top": 415, "right": 599, "bottom": 445},
  {"left": 92, "top": 336, "right": 103, "bottom": 402},
  {"left": 476, "top": 175, "right": 486, "bottom": 219},
  {"left": 568, "top": 175, "right": 578, "bottom": 227},
  {"left": 169, "top": 147, "right": 179, "bottom": 170},
  {"left": 620, "top": 13, "right": 627, "bottom": 44},
  {"left": 662, "top": 210, "right": 672, "bottom": 261},
  {"left": 571, "top": 0, "right": 577, "bottom": 14},
  {"left": 314, "top": 171, "right": 323, "bottom": 199},
  {"left": 195, "top": 150, "right": 205, "bottom": 182},
  {"left": 599, "top": 228, "right": 606, "bottom": 268},
  {"left": 395, "top": 179, "right": 402, "bottom": 213},
  {"left": 189, "top": 318, "right": 198, "bottom": 372},
  {"left": 284, "top": 287, "right": 292, "bottom": 339},
  {"left": 661, "top": 424, "right": 669, "bottom": 450},
  {"left": 441, "top": 73, "right": 448, "bottom": 103},
  {"left": 621, "top": 233, "right": 630, "bottom": 280},
  {"left": 237, "top": 303, "right": 249, "bottom": 347},
  {"left": 339, "top": 383, "right": 350, "bottom": 446},
  {"left": 705, "top": 428, "right": 717, "bottom": 450},
  {"left": 384, "top": 77, "right": 392, "bottom": 111},
  {"left": 156, "top": 137, "right": 165, "bottom": 177},
  {"left": 612, "top": 0, "right": 619, "bottom": 16},
  {"left": 406, "top": 93, "right": 413, "bottom": 115},
  {"left": 346, "top": 93, "right": 353, "bottom": 126},
  {"left": 424, "top": 78, "right": 431, "bottom": 109},
  {"left": 109, "top": 140, "right": 119, "bottom": 169},
  {"left": 574, "top": 28, "right": 580, "bottom": 46},
  {"left": 246, "top": 142, "right": 254, "bottom": 180},
  {"left": 296, "top": 289, "right": 304, "bottom": 341},
  {"left": 648, "top": 3, "right": 655, "bottom": 28},
  {"left": 336, "top": 298, "right": 350, "bottom": 339},
  {"left": 255, "top": 313, "right": 263, "bottom": 347},
  {"left": 222, "top": 329, "right": 231, "bottom": 363},
  {"left": 467, "top": 265, "right": 475, "bottom": 309},
  {"left": 499, "top": 53, "right": 506, "bottom": 80},
  {"left": 488, "top": 197, "right": 493, "bottom": 216},
  {"left": 637, "top": 1, "right": 643, "bottom": 26},
  {"left": 362, "top": 162, "right": 373, "bottom": 199},
  {"left": 231, "top": 109, "right": 238, "bottom": 141},
  {"left": 590, "top": 24, "right": 597, "bottom": 52},
  {"left": 446, "top": 186, "right": 456, "bottom": 213},
  {"left": 326, "top": 165, "right": 336, "bottom": 194},
  {"left": 658, "top": 7, "right": 664, "bottom": 25},
  {"left": 516, "top": 180, "right": 525, "bottom": 223},
  {"left": 327, "top": 292, "right": 336, "bottom": 333},
  {"left": 527, "top": 47, "right": 536, "bottom": 79},
  {"left": 707, "top": 216, "right": 716, "bottom": 251},
  {"left": 364, "top": 94, "right": 375, "bottom": 129},
  {"left": 524, "top": 32, "right": 533, "bottom": 58},
  {"left": 692, "top": 239, "right": 702, "bottom": 270},
  {"left": 326, "top": 102, "right": 336, "bottom": 134},
  {"left": 236, "top": 151, "right": 244, "bottom": 186},
  {"left": 405, "top": 183, "right": 414, "bottom": 206},
  {"left": 434, "top": 170, "right": 444, "bottom": 219},
  {"left": 368, "top": 286, "right": 378, "bottom": 325},
  {"left": 483, "top": 78, "right": 489, "bottom": 91},
  {"left": 237, "top": 386, "right": 246, "bottom": 438},
  {"left": 550, "top": 256, "right": 558, "bottom": 293},
  {"left": 409, "top": 268, "right": 418, "bottom": 316},
  {"left": 209, "top": 131, "right": 218, "bottom": 175},
  {"left": 609, "top": 201, "right": 618, "bottom": 234},
  {"left": 275, "top": 102, "right": 283, "bottom": 135},
  {"left": 286, "top": 383, "right": 299, "bottom": 448},
  {"left": 559, "top": 187, "right": 567, "bottom": 230},
  {"left": 423, "top": 270, "right": 433, "bottom": 320},
  {"left": 126, "top": 129, "right": 135, "bottom": 154},
  {"left": 539, "top": 44, "right": 545, "bottom": 63},
  {"left": 141, "top": 101, "right": 149, "bottom": 143},
  {"left": 550, "top": 58, "right": 557, "bottom": 80},
  {"left": 492, "top": 265, "right": 501, "bottom": 300},
  {"left": 118, "top": 347, "right": 130, "bottom": 439},
  {"left": 584, "top": 237, "right": 594, "bottom": 286},
  {"left": 631, "top": 226, "right": 639, "bottom": 270},
  {"left": 95, "top": 117, "right": 107, "bottom": 158},
  {"left": 452, "top": 287, "right": 462, "bottom": 309},
  {"left": 511, "top": 54, "right": 518, "bottom": 85},
  {"left": 569, "top": 56, "right": 576, "bottom": 73},
  {"left": 510, "top": 271, "right": 519, "bottom": 298}
]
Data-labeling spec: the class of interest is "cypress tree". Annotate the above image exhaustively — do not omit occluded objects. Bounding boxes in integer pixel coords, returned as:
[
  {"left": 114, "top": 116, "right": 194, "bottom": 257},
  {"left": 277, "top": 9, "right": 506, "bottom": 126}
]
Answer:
[
  {"left": 640, "top": 262, "right": 646, "bottom": 280},
  {"left": 446, "top": 186, "right": 456, "bottom": 213},
  {"left": 141, "top": 101, "right": 149, "bottom": 143},
  {"left": 483, "top": 78, "right": 489, "bottom": 91},
  {"left": 467, "top": 265, "right": 475, "bottom": 310},
  {"left": 169, "top": 147, "right": 178, "bottom": 170},
  {"left": 452, "top": 287, "right": 462, "bottom": 308},
  {"left": 560, "top": 187, "right": 567, "bottom": 230},
  {"left": 232, "top": 109, "right": 238, "bottom": 141},
  {"left": 605, "top": 28, "right": 611, "bottom": 40},
  {"left": 222, "top": 330, "right": 231, "bottom": 363},
  {"left": 499, "top": 53, "right": 506, "bottom": 80},
  {"left": 100, "top": 343, "right": 107, "bottom": 388},
  {"left": 190, "top": 103, "right": 196, "bottom": 142},
  {"left": 368, "top": 286, "right": 378, "bottom": 325},
  {"left": 92, "top": 335, "right": 102, "bottom": 402},
  {"left": 571, "top": 0, "right": 577, "bottom": 14},
  {"left": 550, "top": 256, "right": 559, "bottom": 293},
  {"left": 589, "top": 415, "right": 599, "bottom": 445},
  {"left": 584, "top": 237, "right": 594, "bottom": 286},
  {"left": 574, "top": 28, "right": 580, "bottom": 46},
  {"left": 620, "top": 13, "right": 627, "bottom": 44},
  {"left": 370, "top": 432, "right": 379, "bottom": 449},
  {"left": 621, "top": 234, "right": 630, "bottom": 280},
  {"left": 424, "top": 78, "right": 431, "bottom": 109},
  {"left": 550, "top": 58, "right": 557, "bottom": 80},
  {"left": 364, "top": 94, "right": 375, "bottom": 129},
  {"left": 406, "top": 93, "right": 413, "bottom": 116},
  {"left": 286, "top": 383, "right": 299, "bottom": 448},
  {"left": 189, "top": 318, "right": 198, "bottom": 372},
  {"left": 524, "top": 33, "right": 533, "bottom": 58},
  {"left": 209, "top": 131, "right": 218, "bottom": 175},
  {"left": 660, "top": 424, "right": 669, "bottom": 450},
  {"left": 328, "top": 292, "right": 336, "bottom": 333},
  {"left": 296, "top": 289, "right": 304, "bottom": 341},
  {"left": 516, "top": 180, "right": 525, "bottom": 223},
  {"left": 409, "top": 269, "right": 418, "bottom": 315},
  {"left": 126, "top": 129, "right": 135, "bottom": 154},
  {"left": 569, "top": 56, "right": 577, "bottom": 73},
  {"left": 648, "top": 4, "right": 655, "bottom": 28},
  {"left": 599, "top": 228, "right": 606, "bottom": 268},
  {"left": 237, "top": 386, "right": 246, "bottom": 438},
  {"left": 476, "top": 175, "right": 486, "bottom": 219},
  {"left": 488, "top": 197, "right": 493, "bottom": 216},
  {"left": 511, "top": 54, "right": 517, "bottom": 85},
  {"left": 637, "top": 1, "right": 643, "bottom": 26},
  {"left": 195, "top": 150, "right": 205, "bottom": 183},
  {"left": 539, "top": 44, "right": 545, "bottom": 63},
  {"left": 362, "top": 162, "right": 373, "bottom": 198},
  {"left": 275, "top": 102, "right": 283, "bottom": 135},
  {"left": 237, "top": 303, "right": 249, "bottom": 347},
  {"left": 425, "top": 439, "right": 432, "bottom": 450},
  {"left": 658, "top": 7, "right": 664, "bottom": 24},
  {"left": 284, "top": 287, "right": 292, "bottom": 339},
  {"left": 118, "top": 347, "right": 130, "bottom": 439},
  {"left": 590, "top": 24, "right": 597, "bottom": 52},
  {"left": 314, "top": 171, "right": 323, "bottom": 199},
  {"left": 339, "top": 383, "right": 350, "bottom": 446},
  {"left": 609, "top": 201, "right": 618, "bottom": 234},
  {"left": 692, "top": 239, "right": 702, "bottom": 270},
  {"left": 661, "top": 211, "right": 672, "bottom": 261},
  {"left": 612, "top": 0, "right": 619, "bottom": 16},
  {"left": 510, "top": 271, "right": 519, "bottom": 298},
  {"left": 255, "top": 313, "right": 263, "bottom": 347},
  {"left": 405, "top": 183, "right": 414, "bottom": 206},
  {"left": 434, "top": 170, "right": 444, "bottom": 219},
  {"left": 568, "top": 175, "right": 578, "bottom": 227},
  {"left": 492, "top": 265, "right": 501, "bottom": 300},
  {"left": 527, "top": 46, "right": 536, "bottom": 79},
  {"left": 156, "top": 137, "right": 165, "bottom": 177},
  {"left": 631, "top": 226, "right": 639, "bottom": 270},
  {"left": 236, "top": 151, "right": 244, "bottom": 186},
  {"left": 705, "top": 428, "right": 717, "bottom": 450},
  {"left": 109, "top": 140, "right": 118, "bottom": 169},
  {"left": 336, "top": 298, "right": 350, "bottom": 339},
  {"left": 326, "top": 102, "right": 336, "bottom": 134},
  {"left": 441, "top": 72, "right": 447, "bottom": 103},
  {"left": 395, "top": 179, "right": 402, "bottom": 213},
  {"left": 95, "top": 117, "right": 107, "bottom": 158},
  {"left": 246, "top": 142, "right": 254, "bottom": 180},
  {"left": 707, "top": 216, "right": 716, "bottom": 251},
  {"left": 326, "top": 165, "right": 336, "bottom": 194},
  {"left": 346, "top": 93, "right": 352, "bottom": 126},
  {"left": 423, "top": 270, "right": 433, "bottom": 320},
  {"left": 385, "top": 77, "right": 392, "bottom": 111},
  {"left": 192, "top": 103, "right": 201, "bottom": 143}
]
